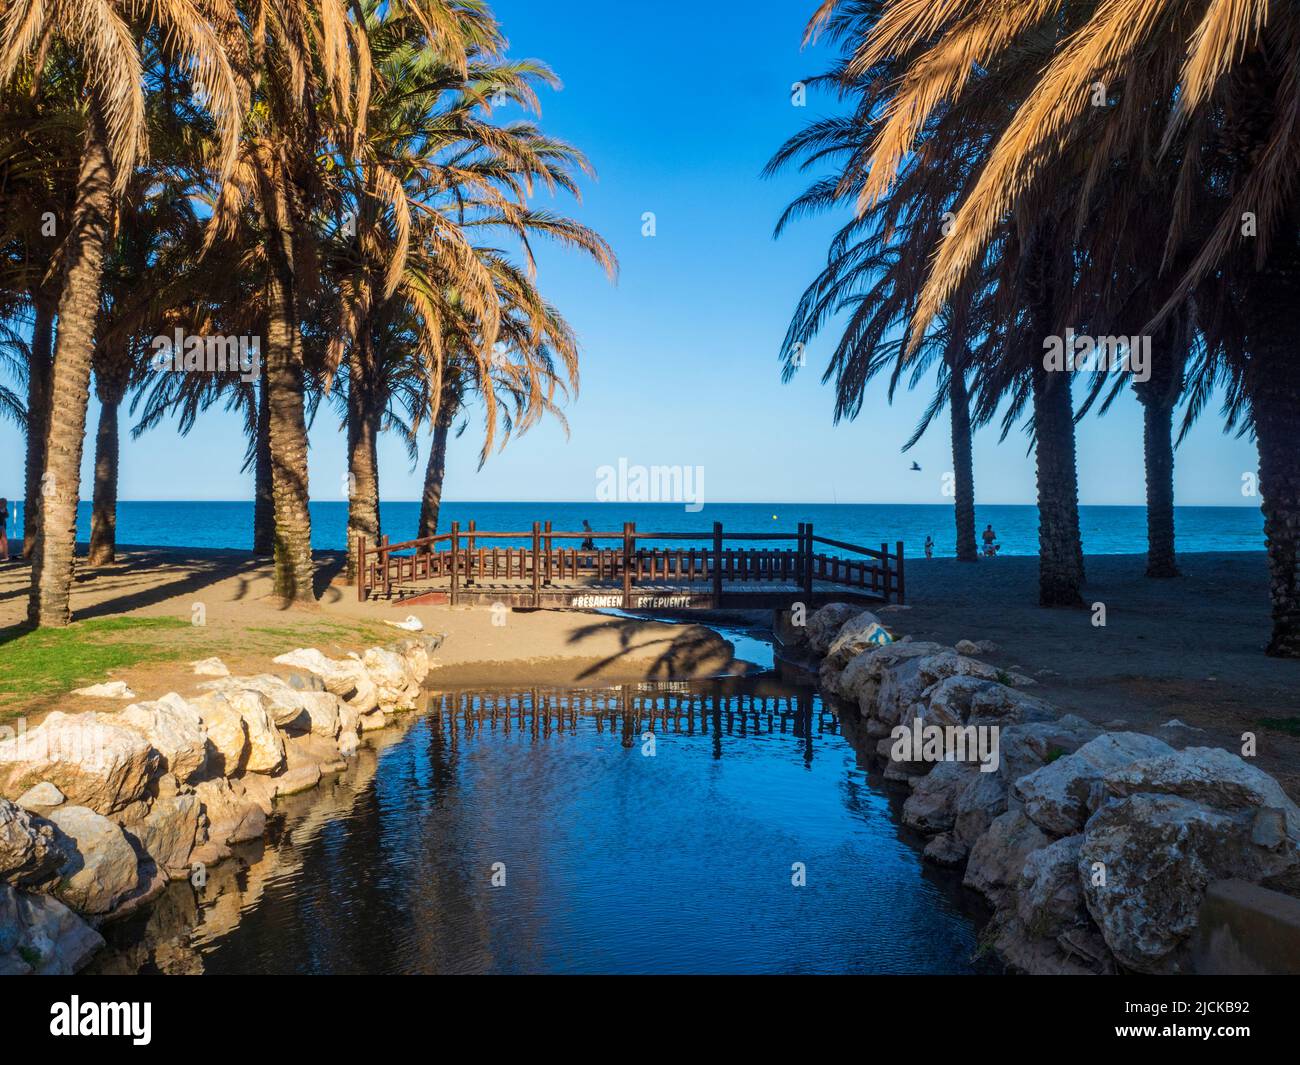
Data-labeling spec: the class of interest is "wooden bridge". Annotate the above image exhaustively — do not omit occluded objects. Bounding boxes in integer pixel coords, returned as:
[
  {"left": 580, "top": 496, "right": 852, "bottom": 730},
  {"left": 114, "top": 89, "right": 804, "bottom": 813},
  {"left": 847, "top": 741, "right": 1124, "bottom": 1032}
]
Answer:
[{"left": 358, "top": 521, "right": 904, "bottom": 609}]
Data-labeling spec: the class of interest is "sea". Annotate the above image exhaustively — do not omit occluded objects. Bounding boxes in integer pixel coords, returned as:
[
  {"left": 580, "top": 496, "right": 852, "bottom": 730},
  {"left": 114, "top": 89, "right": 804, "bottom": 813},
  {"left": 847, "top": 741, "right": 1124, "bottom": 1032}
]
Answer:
[{"left": 9, "top": 501, "right": 1267, "bottom": 557}]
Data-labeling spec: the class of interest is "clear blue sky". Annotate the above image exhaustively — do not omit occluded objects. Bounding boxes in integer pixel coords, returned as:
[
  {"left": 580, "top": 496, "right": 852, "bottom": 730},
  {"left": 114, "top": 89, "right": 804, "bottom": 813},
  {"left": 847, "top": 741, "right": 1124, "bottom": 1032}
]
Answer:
[{"left": 0, "top": 0, "right": 1259, "bottom": 507}]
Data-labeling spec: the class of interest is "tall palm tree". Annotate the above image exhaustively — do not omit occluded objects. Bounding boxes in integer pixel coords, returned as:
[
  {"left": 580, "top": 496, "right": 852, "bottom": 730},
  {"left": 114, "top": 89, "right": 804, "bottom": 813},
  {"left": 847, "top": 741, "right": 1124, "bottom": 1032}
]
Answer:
[
  {"left": 0, "top": 0, "right": 241, "bottom": 626},
  {"left": 325, "top": 1, "right": 613, "bottom": 575},
  {"left": 853, "top": 0, "right": 1300, "bottom": 653}
]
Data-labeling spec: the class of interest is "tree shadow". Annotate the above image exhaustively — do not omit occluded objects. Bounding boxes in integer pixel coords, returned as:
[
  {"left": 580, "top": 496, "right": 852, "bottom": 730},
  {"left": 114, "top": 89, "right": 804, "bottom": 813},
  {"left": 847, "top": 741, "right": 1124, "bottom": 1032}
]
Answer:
[{"left": 562, "top": 615, "right": 757, "bottom": 681}]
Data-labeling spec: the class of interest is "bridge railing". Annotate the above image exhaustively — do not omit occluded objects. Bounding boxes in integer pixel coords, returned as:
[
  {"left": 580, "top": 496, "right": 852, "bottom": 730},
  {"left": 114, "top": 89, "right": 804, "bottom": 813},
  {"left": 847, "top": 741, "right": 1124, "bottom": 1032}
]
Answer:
[{"left": 358, "top": 521, "right": 904, "bottom": 607}]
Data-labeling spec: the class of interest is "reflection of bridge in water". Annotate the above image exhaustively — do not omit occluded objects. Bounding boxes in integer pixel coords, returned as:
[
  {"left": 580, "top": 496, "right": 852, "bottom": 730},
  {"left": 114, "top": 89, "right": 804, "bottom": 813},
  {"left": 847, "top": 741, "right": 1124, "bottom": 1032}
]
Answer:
[
  {"left": 426, "top": 684, "right": 840, "bottom": 753},
  {"left": 360, "top": 521, "right": 904, "bottom": 610}
]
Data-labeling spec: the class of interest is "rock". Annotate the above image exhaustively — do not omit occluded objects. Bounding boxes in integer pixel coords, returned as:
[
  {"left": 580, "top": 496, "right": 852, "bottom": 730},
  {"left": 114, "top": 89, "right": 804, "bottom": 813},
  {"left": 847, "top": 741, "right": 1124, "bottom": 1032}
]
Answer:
[
  {"left": 1101, "top": 747, "right": 1300, "bottom": 839},
  {"left": 0, "top": 885, "right": 104, "bottom": 974},
  {"left": 275, "top": 765, "right": 321, "bottom": 796},
  {"left": 337, "top": 729, "right": 360, "bottom": 757},
  {"left": 238, "top": 774, "right": 278, "bottom": 814},
  {"left": 395, "top": 639, "right": 431, "bottom": 685},
  {"left": 1160, "top": 718, "right": 1203, "bottom": 731},
  {"left": 822, "top": 611, "right": 890, "bottom": 670},
  {"left": 362, "top": 648, "right": 420, "bottom": 711},
  {"left": 875, "top": 656, "right": 930, "bottom": 728},
  {"left": 122, "top": 794, "right": 201, "bottom": 879},
  {"left": 0, "top": 712, "right": 159, "bottom": 815},
  {"left": 15, "top": 782, "right": 64, "bottom": 812},
  {"left": 903, "top": 762, "right": 977, "bottom": 834},
  {"left": 191, "top": 657, "right": 230, "bottom": 677},
  {"left": 71, "top": 681, "right": 136, "bottom": 699},
  {"left": 1013, "top": 733, "right": 1176, "bottom": 837},
  {"left": 358, "top": 710, "right": 389, "bottom": 732},
  {"left": 0, "top": 799, "right": 65, "bottom": 888},
  {"left": 953, "top": 770, "right": 1011, "bottom": 848},
  {"left": 207, "top": 688, "right": 284, "bottom": 774},
  {"left": 806, "top": 603, "right": 863, "bottom": 655},
  {"left": 916, "top": 650, "right": 1033, "bottom": 690},
  {"left": 1017, "top": 834, "right": 1087, "bottom": 939},
  {"left": 838, "top": 641, "right": 948, "bottom": 705},
  {"left": 47, "top": 806, "right": 143, "bottom": 914},
  {"left": 272, "top": 648, "right": 372, "bottom": 703},
  {"left": 997, "top": 716, "right": 1103, "bottom": 787},
  {"left": 296, "top": 692, "right": 342, "bottom": 738},
  {"left": 194, "top": 779, "right": 265, "bottom": 847},
  {"left": 923, "top": 832, "right": 968, "bottom": 867},
  {"left": 1080, "top": 793, "right": 1300, "bottom": 973},
  {"left": 955, "top": 639, "right": 981, "bottom": 656},
  {"left": 117, "top": 694, "right": 209, "bottom": 783},
  {"left": 188, "top": 692, "right": 251, "bottom": 776},
  {"left": 198, "top": 675, "right": 313, "bottom": 731},
  {"left": 964, "top": 807, "right": 1052, "bottom": 905},
  {"left": 966, "top": 684, "right": 1059, "bottom": 725}
]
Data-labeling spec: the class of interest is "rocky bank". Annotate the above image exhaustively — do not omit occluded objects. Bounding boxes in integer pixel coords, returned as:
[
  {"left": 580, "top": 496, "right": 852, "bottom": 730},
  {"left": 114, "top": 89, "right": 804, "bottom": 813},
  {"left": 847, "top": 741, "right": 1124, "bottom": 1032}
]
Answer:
[
  {"left": 798, "top": 601, "right": 1300, "bottom": 974},
  {"left": 0, "top": 634, "right": 443, "bottom": 974}
]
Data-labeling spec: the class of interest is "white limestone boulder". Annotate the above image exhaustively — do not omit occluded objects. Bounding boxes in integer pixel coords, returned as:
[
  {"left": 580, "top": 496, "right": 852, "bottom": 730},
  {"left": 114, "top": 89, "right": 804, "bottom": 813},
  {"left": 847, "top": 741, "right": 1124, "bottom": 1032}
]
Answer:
[
  {"left": 0, "top": 885, "right": 104, "bottom": 975},
  {"left": 0, "top": 798, "right": 65, "bottom": 889},
  {"left": 0, "top": 712, "right": 159, "bottom": 815},
  {"left": 46, "top": 805, "right": 143, "bottom": 915},
  {"left": 1013, "top": 732, "right": 1176, "bottom": 837},
  {"left": 117, "top": 694, "right": 209, "bottom": 783}
]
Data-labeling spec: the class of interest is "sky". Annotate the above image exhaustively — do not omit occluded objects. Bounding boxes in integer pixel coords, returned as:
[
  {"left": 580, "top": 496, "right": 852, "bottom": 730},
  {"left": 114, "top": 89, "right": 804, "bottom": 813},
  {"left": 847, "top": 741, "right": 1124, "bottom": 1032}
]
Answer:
[{"left": 0, "top": 0, "right": 1261, "bottom": 508}]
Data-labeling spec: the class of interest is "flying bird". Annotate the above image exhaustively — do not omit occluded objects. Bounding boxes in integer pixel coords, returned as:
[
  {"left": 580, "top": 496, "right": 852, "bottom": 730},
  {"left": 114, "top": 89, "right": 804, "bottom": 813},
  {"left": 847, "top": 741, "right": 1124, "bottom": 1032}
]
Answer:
[{"left": 910, "top": 461, "right": 922, "bottom": 472}]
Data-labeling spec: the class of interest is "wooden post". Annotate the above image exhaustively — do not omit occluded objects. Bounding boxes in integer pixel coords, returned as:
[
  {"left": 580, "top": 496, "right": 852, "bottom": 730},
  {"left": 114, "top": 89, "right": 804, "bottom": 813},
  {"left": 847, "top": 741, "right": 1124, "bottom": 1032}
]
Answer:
[
  {"left": 712, "top": 521, "right": 723, "bottom": 607},
  {"left": 623, "top": 522, "right": 634, "bottom": 609},
  {"left": 450, "top": 522, "right": 460, "bottom": 605},
  {"left": 380, "top": 535, "right": 391, "bottom": 599},
  {"left": 881, "top": 542, "right": 889, "bottom": 599},
  {"left": 802, "top": 523, "right": 814, "bottom": 602},
  {"left": 896, "top": 540, "right": 906, "bottom": 604},
  {"left": 466, "top": 520, "right": 476, "bottom": 586},
  {"left": 532, "top": 521, "right": 542, "bottom": 606},
  {"left": 357, "top": 536, "right": 367, "bottom": 601},
  {"left": 544, "top": 520, "right": 553, "bottom": 586}
]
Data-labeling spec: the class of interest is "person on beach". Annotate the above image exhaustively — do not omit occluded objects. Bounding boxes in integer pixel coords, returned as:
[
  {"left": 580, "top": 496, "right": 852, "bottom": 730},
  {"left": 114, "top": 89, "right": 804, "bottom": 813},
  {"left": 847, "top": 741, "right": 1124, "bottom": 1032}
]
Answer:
[
  {"left": 982, "top": 523, "right": 999, "bottom": 558},
  {"left": 580, "top": 520, "right": 595, "bottom": 552},
  {"left": 924, "top": 536, "right": 934, "bottom": 559}
]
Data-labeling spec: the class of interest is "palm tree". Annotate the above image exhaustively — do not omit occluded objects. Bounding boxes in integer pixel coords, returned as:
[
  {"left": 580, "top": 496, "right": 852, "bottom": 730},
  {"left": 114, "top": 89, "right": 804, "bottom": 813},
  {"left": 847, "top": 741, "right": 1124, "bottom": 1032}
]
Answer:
[
  {"left": 0, "top": 0, "right": 241, "bottom": 626},
  {"left": 852, "top": 0, "right": 1300, "bottom": 653},
  {"left": 325, "top": 1, "right": 613, "bottom": 575}
]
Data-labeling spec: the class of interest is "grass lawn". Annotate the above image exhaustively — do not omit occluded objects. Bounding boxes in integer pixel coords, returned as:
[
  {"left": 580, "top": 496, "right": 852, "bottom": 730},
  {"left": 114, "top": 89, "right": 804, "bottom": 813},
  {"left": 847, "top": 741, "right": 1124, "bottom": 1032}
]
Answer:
[{"left": 0, "top": 615, "right": 398, "bottom": 720}]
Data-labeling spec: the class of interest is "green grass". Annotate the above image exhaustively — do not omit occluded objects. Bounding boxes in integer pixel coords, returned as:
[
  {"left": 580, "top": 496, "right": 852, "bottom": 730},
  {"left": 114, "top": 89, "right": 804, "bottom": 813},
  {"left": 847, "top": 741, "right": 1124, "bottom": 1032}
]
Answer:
[{"left": 0, "top": 617, "right": 194, "bottom": 712}]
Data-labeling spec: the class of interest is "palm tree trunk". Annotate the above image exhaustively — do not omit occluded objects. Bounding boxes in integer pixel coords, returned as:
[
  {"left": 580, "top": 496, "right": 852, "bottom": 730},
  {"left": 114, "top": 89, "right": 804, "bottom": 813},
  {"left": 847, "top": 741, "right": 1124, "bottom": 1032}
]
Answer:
[
  {"left": 418, "top": 399, "right": 455, "bottom": 540},
  {"left": 87, "top": 383, "right": 123, "bottom": 566},
  {"left": 22, "top": 295, "right": 55, "bottom": 559},
  {"left": 1140, "top": 396, "right": 1178, "bottom": 578},
  {"left": 258, "top": 167, "right": 315, "bottom": 603},
  {"left": 252, "top": 367, "right": 274, "bottom": 557},
  {"left": 346, "top": 339, "right": 381, "bottom": 580},
  {"left": 949, "top": 365, "right": 977, "bottom": 561},
  {"left": 1031, "top": 365, "right": 1084, "bottom": 606},
  {"left": 27, "top": 107, "right": 114, "bottom": 627},
  {"left": 1252, "top": 349, "right": 1300, "bottom": 658}
]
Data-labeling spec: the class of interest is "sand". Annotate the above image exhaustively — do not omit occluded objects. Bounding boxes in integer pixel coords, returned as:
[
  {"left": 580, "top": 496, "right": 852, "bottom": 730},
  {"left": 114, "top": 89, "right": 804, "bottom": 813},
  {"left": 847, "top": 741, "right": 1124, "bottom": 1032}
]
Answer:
[{"left": 1, "top": 545, "right": 1296, "bottom": 791}]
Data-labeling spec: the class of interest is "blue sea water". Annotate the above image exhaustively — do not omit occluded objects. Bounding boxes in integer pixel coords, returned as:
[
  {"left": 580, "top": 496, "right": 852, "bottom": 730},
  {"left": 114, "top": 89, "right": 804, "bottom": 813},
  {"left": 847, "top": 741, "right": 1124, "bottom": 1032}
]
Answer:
[{"left": 13, "top": 500, "right": 1264, "bottom": 558}]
